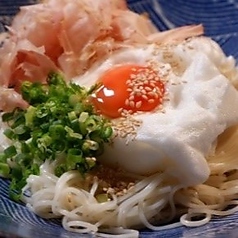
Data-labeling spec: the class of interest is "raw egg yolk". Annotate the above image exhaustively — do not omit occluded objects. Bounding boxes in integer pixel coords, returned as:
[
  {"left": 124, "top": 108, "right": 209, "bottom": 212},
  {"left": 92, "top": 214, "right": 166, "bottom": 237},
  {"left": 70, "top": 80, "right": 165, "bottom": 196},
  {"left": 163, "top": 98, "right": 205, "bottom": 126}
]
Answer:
[{"left": 92, "top": 64, "right": 165, "bottom": 118}]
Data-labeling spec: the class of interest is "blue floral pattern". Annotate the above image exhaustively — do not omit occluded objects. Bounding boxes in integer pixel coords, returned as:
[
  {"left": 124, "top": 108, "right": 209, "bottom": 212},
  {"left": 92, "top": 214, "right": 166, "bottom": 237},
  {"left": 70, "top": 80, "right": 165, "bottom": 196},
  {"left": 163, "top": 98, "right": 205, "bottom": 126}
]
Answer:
[{"left": 1, "top": 0, "right": 238, "bottom": 237}]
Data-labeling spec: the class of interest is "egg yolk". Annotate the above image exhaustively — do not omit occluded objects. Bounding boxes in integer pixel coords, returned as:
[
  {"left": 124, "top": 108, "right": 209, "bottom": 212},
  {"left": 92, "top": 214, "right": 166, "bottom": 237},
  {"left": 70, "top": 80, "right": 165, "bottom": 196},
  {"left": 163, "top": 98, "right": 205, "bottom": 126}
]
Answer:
[{"left": 92, "top": 64, "right": 165, "bottom": 118}]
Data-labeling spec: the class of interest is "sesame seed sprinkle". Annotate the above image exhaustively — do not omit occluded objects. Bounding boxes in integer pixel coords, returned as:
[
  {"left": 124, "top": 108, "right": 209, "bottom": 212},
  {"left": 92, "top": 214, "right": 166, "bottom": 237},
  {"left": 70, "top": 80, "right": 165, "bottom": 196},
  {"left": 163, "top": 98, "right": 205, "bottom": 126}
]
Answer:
[
  {"left": 129, "top": 101, "right": 135, "bottom": 108},
  {"left": 112, "top": 53, "right": 175, "bottom": 141},
  {"left": 136, "top": 101, "right": 142, "bottom": 108},
  {"left": 145, "top": 86, "right": 152, "bottom": 91},
  {"left": 129, "top": 95, "right": 135, "bottom": 101},
  {"left": 148, "top": 99, "right": 155, "bottom": 104},
  {"left": 142, "top": 95, "right": 148, "bottom": 100}
]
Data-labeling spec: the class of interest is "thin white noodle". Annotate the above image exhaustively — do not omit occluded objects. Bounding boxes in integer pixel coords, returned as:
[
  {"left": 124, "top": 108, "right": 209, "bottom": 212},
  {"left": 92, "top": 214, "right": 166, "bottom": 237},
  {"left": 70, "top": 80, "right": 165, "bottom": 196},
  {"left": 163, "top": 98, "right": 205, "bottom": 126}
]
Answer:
[
  {"left": 187, "top": 201, "right": 238, "bottom": 216},
  {"left": 31, "top": 188, "right": 55, "bottom": 200},
  {"left": 180, "top": 213, "right": 212, "bottom": 227},
  {"left": 117, "top": 174, "right": 164, "bottom": 227},
  {"left": 21, "top": 123, "right": 238, "bottom": 236},
  {"left": 51, "top": 171, "right": 81, "bottom": 215},
  {"left": 117, "top": 173, "right": 164, "bottom": 203},
  {"left": 166, "top": 184, "right": 185, "bottom": 222},
  {"left": 90, "top": 177, "right": 99, "bottom": 196},
  {"left": 97, "top": 228, "right": 139, "bottom": 238},
  {"left": 62, "top": 216, "right": 98, "bottom": 233},
  {"left": 139, "top": 204, "right": 182, "bottom": 231}
]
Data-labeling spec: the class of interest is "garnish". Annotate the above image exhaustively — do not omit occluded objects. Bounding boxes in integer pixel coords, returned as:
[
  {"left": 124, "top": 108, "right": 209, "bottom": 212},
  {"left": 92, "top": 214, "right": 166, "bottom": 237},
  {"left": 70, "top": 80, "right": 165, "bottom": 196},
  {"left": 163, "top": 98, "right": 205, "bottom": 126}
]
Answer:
[
  {"left": 0, "top": 72, "right": 112, "bottom": 201},
  {"left": 92, "top": 64, "right": 166, "bottom": 118}
]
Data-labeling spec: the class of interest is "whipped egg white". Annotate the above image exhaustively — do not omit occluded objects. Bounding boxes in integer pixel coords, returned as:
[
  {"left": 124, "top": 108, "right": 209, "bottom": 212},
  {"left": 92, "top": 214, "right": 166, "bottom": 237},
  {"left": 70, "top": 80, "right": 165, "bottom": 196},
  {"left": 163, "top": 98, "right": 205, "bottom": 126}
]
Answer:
[{"left": 73, "top": 37, "right": 238, "bottom": 186}]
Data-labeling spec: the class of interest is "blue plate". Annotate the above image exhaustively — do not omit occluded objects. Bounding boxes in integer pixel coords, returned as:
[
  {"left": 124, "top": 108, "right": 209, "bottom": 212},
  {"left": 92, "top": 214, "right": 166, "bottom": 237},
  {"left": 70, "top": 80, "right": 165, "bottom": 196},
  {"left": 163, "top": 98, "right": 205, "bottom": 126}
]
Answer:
[{"left": 1, "top": 1, "right": 238, "bottom": 237}]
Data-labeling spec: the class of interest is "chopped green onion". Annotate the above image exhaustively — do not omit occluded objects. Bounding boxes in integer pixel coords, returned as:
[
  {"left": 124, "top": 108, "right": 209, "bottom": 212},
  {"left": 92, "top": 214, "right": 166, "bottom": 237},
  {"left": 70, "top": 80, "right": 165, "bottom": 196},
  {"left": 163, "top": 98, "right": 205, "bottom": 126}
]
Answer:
[
  {"left": 79, "top": 112, "right": 89, "bottom": 123},
  {"left": 0, "top": 153, "right": 7, "bottom": 163},
  {"left": 4, "top": 146, "right": 17, "bottom": 158},
  {"left": 1, "top": 72, "right": 113, "bottom": 201},
  {"left": 65, "top": 126, "right": 83, "bottom": 140},
  {"left": 68, "top": 111, "right": 77, "bottom": 121},
  {"left": 102, "top": 126, "right": 113, "bottom": 140},
  {"left": 0, "top": 163, "right": 10, "bottom": 177},
  {"left": 49, "top": 124, "right": 65, "bottom": 139},
  {"left": 2, "top": 111, "right": 14, "bottom": 122},
  {"left": 83, "top": 140, "right": 99, "bottom": 151},
  {"left": 25, "top": 106, "right": 36, "bottom": 127},
  {"left": 96, "top": 193, "right": 109, "bottom": 203},
  {"left": 66, "top": 148, "right": 84, "bottom": 170},
  {"left": 14, "top": 124, "right": 27, "bottom": 135},
  {"left": 4, "top": 128, "right": 15, "bottom": 140}
]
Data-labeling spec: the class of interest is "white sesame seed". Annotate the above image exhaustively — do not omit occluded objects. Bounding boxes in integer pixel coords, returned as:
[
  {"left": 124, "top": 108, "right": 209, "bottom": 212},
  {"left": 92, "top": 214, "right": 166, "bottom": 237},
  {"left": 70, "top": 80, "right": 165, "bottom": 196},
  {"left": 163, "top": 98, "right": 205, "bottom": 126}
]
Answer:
[
  {"left": 141, "top": 89, "right": 147, "bottom": 95},
  {"left": 150, "top": 83, "right": 156, "bottom": 87},
  {"left": 126, "top": 79, "right": 131, "bottom": 84},
  {"left": 130, "top": 74, "right": 137, "bottom": 79},
  {"left": 129, "top": 95, "right": 135, "bottom": 101},
  {"left": 142, "top": 95, "right": 148, "bottom": 100},
  {"left": 125, "top": 99, "right": 130, "bottom": 106},
  {"left": 136, "top": 101, "right": 142, "bottom": 108},
  {"left": 145, "top": 86, "right": 152, "bottom": 91},
  {"left": 129, "top": 101, "right": 135, "bottom": 108},
  {"left": 147, "top": 91, "right": 155, "bottom": 97},
  {"left": 118, "top": 108, "right": 123, "bottom": 113},
  {"left": 154, "top": 93, "right": 159, "bottom": 99},
  {"left": 120, "top": 132, "right": 127, "bottom": 138},
  {"left": 148, "top": 74, "right": 154, "bottom": 80}
]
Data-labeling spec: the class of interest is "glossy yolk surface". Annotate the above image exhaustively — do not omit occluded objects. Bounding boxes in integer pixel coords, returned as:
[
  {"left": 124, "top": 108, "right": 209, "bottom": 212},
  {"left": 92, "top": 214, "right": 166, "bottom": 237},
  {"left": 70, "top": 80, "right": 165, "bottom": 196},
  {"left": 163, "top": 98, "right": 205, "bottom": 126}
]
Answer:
[{"left": 92, "top": 64, "right": 165, "bottom": 118}]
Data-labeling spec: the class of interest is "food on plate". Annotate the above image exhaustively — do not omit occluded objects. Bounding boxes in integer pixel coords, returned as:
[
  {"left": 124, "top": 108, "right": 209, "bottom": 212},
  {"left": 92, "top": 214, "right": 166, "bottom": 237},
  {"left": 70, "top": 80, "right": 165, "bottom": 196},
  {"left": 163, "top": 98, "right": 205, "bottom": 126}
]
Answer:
[
  {"left": 0, "top": 0, "right": 202, "bottom": 111},
  {"left": 1, "top": 0, "right": 238, "bottom": 237}
]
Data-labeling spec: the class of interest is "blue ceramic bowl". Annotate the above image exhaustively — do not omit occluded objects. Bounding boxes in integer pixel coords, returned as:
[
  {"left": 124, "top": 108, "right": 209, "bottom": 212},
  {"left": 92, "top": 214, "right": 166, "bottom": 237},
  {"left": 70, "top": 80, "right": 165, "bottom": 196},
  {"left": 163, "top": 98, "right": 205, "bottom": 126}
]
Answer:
[{"left": 1, "top": 1, "right": 238, "bottom": 237}]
